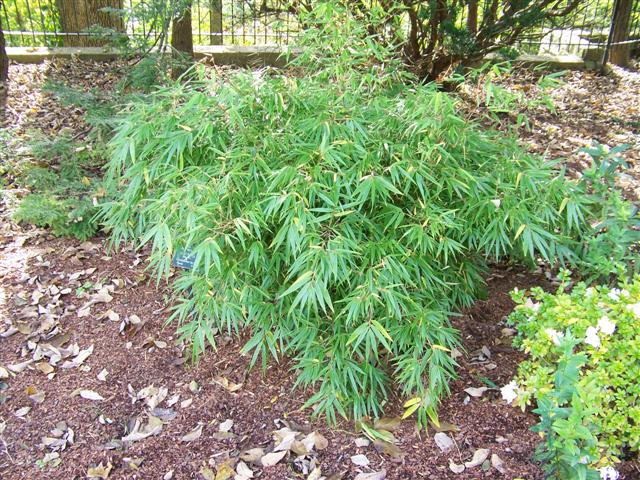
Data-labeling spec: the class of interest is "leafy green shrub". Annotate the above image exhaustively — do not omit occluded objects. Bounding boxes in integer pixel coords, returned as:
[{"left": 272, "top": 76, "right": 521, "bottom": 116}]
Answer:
[
  {"left": 507, "top": 274, "right": 640, "bottom": 466},
  {"left": 14, "top": 193, "right": 98, "bottom": 240},
  {"left": 100, "top": 3, "right": 633, "bottom": 425},
  {"left": 12, "top": 136, "right": 104, "bottom": 240},
  {"left": 530, "top": 335, "right": 600, "bottom": 480},
  {"left": 572, "top": 143, "right": 640, "bottom": 281}
]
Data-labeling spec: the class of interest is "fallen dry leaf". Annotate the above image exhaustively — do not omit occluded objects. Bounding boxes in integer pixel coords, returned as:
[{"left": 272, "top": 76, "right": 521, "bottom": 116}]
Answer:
[
  {"left": 434, "top": 432, "right": 454, "bottom": 453},
  {"left": 465, "top": 448, "right": 491, "bottom": 468},
  {"left": 449, "top": 460, "right": 465, "bottom": 474},
  {"left": 219, "top": 419, "right": 233, "bottom": 432},
  {"left": 261, "top": 450, "right": 287, "bottom": 467},
  {"left": 36, "top": 362, "right": 54, "bottom": 375},
  {"left": 180, "top": 423, "right": 203, "bottom": 442},
  {"left": 373, "top": 417, "right": 401, "bottom": 431},
  {"left": 87, "top": 462, "right": 112, "bottom": 479},
  {"left": 214, "top": 375, "right": 243, "bottom": 392},
  {"left": 373, "top": 439, "right": 403, "bottom": 460},
  {"left": 235, "top": 461, "right": 254, "bottom": 479},
  {"left": 350, "top": 454, "right": 370, "bottom": 466},
  {"left": 240, "top": 447, "right": 264, "bottom": 463},
  {"left": 491, "top": 453, "right": 506, "bottom": 473},
  {"left": 355, "top": 437, "right": 370, "bottom": 447},
  {"left": 8, "top": 359, "right": 33, "bottom": 373},
  {"left": 214, "top": 461, "right": 235, "bottom": 480},
  {"left": 354, "top": 471, "right": 386, "bottom": 480},
  {"left": 15, "top": 406, "right": 31, "bottom": 417},
  {"left": 464, "top": 386, "right": 488, "bottom": 398},
  {"left": 79, "top": 389, "right": 104, "bottom": 401}
]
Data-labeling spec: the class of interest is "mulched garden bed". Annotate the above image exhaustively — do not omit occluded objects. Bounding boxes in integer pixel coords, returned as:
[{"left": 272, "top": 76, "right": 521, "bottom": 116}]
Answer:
[{"left": 1, "top": 58, "right": 639, "bottom": 480}]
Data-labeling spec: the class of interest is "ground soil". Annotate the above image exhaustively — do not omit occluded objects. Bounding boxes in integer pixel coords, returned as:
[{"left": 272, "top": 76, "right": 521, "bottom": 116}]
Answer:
[{"left": 1, "top": 59, "right": 639, "bottom": 480}]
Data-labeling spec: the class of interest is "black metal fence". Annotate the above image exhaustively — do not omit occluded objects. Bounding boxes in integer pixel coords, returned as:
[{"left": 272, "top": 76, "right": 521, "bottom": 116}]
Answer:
[
  {"left": 2, "top": 0, "right": 298, "bottom": 47},
  {"left": 2, "top": 0, "right": 639, "bottom": 56}
]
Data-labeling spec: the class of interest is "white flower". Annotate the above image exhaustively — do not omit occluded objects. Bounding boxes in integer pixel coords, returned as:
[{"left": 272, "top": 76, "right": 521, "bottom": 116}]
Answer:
[
  {"left": 597, "top": 316, "right": 616, "bottom": 336},
  {"left": 621, "top": 289, "right": 630, "bottom": 297},
  {"left": 525, "top": 298, "right": 540, "bottom": 312},
  {"left": 607, "top": 288, "right": 621, "bottom": 301},
  {"left": 627, "top": 303, "right": 640, "bottom": 318},
  {"left": 585, "top": 287, "right": 594, "bottom": 297},
  {"left": 600, "top": 466, "right": 620, "bottom": 480},
  {"left": 544, "top": 328, "right": 564, "bottom": 346},
  {"left": 500, "top": 381, "right": 519, "bottom": 404},
  {"left": 584, "top": 326, "right": 601, "bottom": 349}
]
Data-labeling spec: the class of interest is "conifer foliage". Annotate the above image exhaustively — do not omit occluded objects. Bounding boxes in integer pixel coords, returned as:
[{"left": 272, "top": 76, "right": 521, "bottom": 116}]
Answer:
[{"left": 102, "top": 3, "right": 604, "bottom": 424}]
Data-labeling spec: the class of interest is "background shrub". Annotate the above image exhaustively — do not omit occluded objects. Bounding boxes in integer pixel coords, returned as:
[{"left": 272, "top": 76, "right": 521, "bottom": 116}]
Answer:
[
  {"left": 11, "top": 135, "right": 104, "bottom": 240},
  {"left": 508, "top": 275, "right": 640, "bottom": 465}
]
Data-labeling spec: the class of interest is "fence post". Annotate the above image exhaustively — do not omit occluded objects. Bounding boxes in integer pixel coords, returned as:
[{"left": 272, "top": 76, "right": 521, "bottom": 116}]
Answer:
[
  {"left": 603, "top": 0, "right": 633, "bottom": 66},
  {"left": 210, "top": 0, "right": 222, "bottom": 45}
]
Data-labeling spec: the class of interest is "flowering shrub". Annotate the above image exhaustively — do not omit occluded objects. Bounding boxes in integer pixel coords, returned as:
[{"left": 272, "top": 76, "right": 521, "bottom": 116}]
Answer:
[
  {"left": 528, "top": 336, "right": 600, "bottom": 480},
  {"left": 506, "top": 272, "right": 640, "bottom": 468}
]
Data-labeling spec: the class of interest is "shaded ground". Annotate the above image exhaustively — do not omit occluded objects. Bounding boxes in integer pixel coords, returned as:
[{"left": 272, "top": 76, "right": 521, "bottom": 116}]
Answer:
[{"left": 1, "top": 59, "right": 640, "bottom": 480}]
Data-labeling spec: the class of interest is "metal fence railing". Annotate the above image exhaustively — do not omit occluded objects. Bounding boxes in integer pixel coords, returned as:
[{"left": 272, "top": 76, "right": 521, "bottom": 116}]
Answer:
[
  {"left": 2, "top": 0, "right": 298, "bottom": 47},
  {"left": 2, "top": 0, "right": 639, "bottom": 56},
  {"left": 516, "top": 0, "right": 640, "bottom": 55}
]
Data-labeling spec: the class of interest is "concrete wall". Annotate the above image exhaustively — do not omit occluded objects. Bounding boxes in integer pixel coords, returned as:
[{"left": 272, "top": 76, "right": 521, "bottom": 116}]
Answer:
[
  {"left": 7, "top": 45, "right": 587, "bottom": 70},
  {"left": 6, "top": 45, "right": 292, "bottom": 68}
]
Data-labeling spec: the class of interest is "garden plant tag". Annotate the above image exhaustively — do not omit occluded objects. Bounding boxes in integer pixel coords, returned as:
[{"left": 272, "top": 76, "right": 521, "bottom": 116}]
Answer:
[{"left": 172, "top": 248, "right": 196, "bottom": 270}]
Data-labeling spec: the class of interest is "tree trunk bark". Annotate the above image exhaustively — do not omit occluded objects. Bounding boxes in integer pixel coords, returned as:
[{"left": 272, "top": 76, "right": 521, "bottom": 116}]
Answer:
[
  {"left": 56, "top": 0, "right": 124, "bottom": 47},
  {"left": 467, "top": 0, "right": 478, "bottom": 35},
  {"left": 171, "top": 3, "right": 194, "bottom": 79},
  {"left": 0, "top": 13, "right": 8, "bottom": 83},
  {"left": 609, "top": 0, "right": 633, "bottom": 66},
  {"left": 0, "top": 11, "right": 7, "bottom": 110},
  {"left": 210, "top": 0, "right": 222, "bottom": 45}
]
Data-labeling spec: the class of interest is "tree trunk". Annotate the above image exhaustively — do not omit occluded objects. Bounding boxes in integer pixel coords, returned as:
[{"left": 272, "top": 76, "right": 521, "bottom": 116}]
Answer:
[
  {"left": 56, "top": 0, "right": 124, "bottom": 47},
  {"left": 0, "top": 10, "right": 7, "bottom": 110},
  {"left": 171, "top": 3, "right": 194, "bottom": 79},
  {"left": 0, "top": 12, "right": 8, "bottom": 85},
  {"left": 609, "top": 0, "right": 633, "bottom": 66},
  {"left": 210, "top": 0, "right": 222, "bottom": 45},
  {"left": 467, "top": 0, "right": 478, "bottom": 35}
]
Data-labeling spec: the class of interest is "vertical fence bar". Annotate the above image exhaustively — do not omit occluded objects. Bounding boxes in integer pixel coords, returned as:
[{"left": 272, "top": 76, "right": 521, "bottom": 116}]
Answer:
[
  {"left": 2, "top": 0, "right": 16, "bottom": 46},
  {"left": 24, "top": 0, "right": 37, "bottom": 43},
  {"left": 253, "top": 0, "right": 257, "bottom": 45},
  {"left": 34, "top": 0, "right": 46, "bottom": 45}
]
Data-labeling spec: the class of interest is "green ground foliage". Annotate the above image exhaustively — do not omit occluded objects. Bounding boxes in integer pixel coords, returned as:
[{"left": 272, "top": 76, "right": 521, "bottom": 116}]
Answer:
[{"left": 10, "top": 134, "right": 104, "bottom": 240}]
